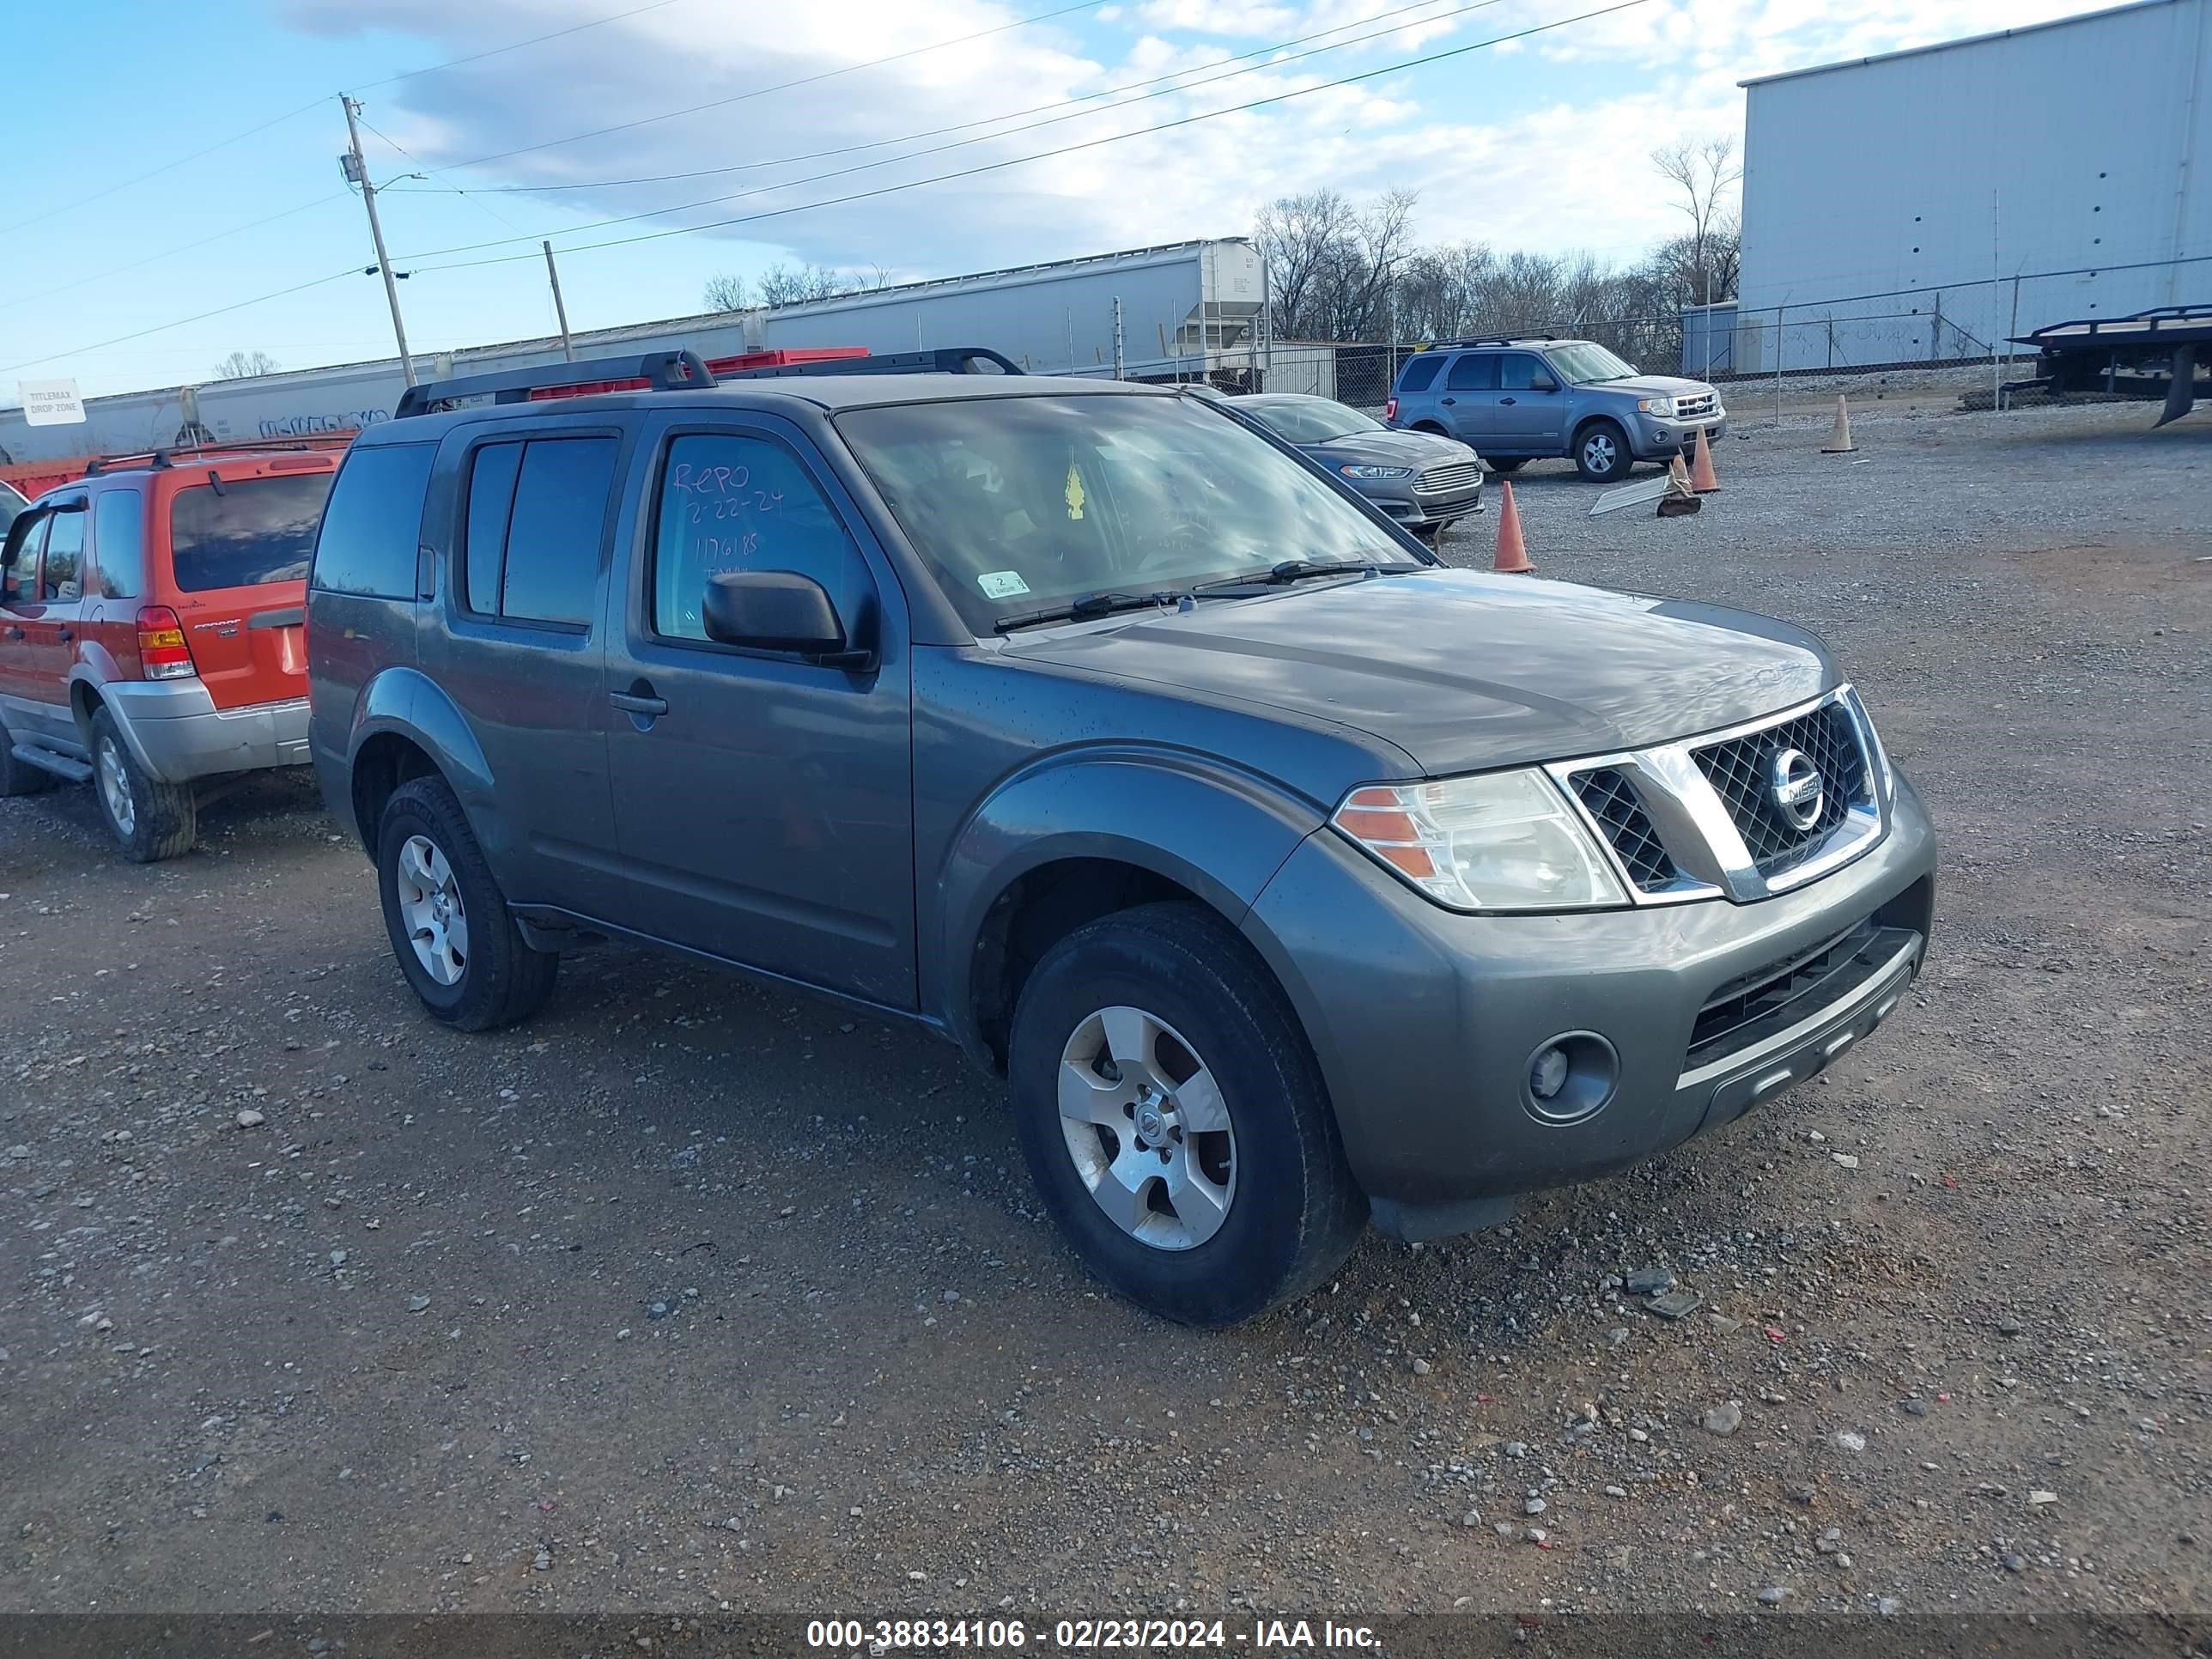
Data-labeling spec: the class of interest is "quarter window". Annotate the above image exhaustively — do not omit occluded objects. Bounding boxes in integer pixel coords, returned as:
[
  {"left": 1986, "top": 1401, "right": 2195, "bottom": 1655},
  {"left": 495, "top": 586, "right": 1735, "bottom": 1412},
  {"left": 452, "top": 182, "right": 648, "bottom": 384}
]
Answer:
[
  {"left": 94, "top": 490, "right": 146, "bottom": 598},
  {"left": 313, "top": 445, "right": 435, "bottom": 599},
  {"left": 1396, "top": 356, "right": 1443, "bottom": 394},
  {"left": 1444, "top": 354, "right": 1498, "bottom": 392},
  {"left": 651, "top": 433, "right": 867, "bottom": 644}
]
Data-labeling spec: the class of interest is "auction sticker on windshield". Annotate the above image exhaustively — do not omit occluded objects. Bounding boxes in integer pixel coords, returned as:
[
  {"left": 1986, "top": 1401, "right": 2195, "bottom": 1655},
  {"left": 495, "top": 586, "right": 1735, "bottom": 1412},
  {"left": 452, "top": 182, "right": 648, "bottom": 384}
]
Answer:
[{"left": 978, "top": 570, "right": 1030, "bottom": 599}]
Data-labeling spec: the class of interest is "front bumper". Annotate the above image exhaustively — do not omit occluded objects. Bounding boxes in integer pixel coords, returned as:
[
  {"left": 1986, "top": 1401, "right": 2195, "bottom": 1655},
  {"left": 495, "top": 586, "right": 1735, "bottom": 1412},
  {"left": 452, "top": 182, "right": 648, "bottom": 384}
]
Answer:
[
  {"left": 102, "top": 680, "right": 312, "bottom": 783},
  {"left": 1241, "top": 771, "right": 1936, "bottom": 1238},
  {"left": 1636, "top": 408, "right": 1729, "bottom": 456},
  {"left": 1361, "top": 478, "right": 1485, "bottom": 528}
]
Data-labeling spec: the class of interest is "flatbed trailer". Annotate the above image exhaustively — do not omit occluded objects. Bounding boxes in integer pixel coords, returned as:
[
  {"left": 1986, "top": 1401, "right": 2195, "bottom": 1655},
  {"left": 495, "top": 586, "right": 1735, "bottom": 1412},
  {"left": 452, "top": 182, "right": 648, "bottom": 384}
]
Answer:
[{"left": 2007, "top": 305, "right": 2212, "bottom": 426}]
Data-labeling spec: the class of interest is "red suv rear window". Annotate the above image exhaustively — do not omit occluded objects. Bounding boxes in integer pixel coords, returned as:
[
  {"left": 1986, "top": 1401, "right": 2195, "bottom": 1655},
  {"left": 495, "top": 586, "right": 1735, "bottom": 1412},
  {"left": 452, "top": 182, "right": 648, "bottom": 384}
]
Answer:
[{"left": 169, "top": 473, "right": 333, "bottom": 592}]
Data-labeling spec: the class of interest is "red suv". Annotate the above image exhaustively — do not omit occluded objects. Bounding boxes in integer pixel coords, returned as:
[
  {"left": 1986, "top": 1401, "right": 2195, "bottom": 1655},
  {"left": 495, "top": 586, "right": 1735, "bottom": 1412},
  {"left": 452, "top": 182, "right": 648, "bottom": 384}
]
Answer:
[{"left": 0, "top": 444, "right": 340, "bottom": 860}]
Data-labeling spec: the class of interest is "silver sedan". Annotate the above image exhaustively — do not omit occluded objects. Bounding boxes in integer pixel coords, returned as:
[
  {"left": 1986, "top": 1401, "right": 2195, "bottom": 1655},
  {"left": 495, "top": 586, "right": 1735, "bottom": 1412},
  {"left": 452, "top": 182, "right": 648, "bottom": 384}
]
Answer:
[{"left": 1233, "top": 393, "right": 1484, "bottom": 537}]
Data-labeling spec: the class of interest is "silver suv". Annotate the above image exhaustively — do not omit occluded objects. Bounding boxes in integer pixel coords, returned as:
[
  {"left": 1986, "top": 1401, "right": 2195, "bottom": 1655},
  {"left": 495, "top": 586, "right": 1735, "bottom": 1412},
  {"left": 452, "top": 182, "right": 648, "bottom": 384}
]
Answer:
[{"left": 1387, "top": 337, "right": 1727, "bottom": 483}]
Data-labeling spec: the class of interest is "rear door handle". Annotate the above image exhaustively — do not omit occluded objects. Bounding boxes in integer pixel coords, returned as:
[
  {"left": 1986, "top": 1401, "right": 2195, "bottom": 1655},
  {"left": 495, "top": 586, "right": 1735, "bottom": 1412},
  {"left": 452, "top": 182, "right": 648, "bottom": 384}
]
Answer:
[
  {"left": 1499, "top": 397, "right": 1517, "bottom": 406},
  {"left": 1439, "top": 397, "right": 1455, "bottom": 406},
  {"left": 609, "top": 689, "right": 669, "bottom": 717},
  {"left": 57, "top": 628, "right": 73, "bottom": 642}
]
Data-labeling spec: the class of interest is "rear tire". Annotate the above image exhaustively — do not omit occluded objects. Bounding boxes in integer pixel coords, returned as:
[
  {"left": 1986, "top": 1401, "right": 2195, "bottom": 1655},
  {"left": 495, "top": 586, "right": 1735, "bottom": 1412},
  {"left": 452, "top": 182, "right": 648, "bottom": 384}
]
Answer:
[
  {"left": 1573, "top": 419, "right": 1632, "bottom": 483},
  {"left": 0, "top": 715, "right": 58, "bottom": 797},
  {"left": 375, "top": 775, "right": 557, "bottom": 1031},
  {"left": 90, "top": 708, "right": 196, "bottom": 861},
  {"left": 1007, "top": 901, "right": 1366, "bottom": 1327}
]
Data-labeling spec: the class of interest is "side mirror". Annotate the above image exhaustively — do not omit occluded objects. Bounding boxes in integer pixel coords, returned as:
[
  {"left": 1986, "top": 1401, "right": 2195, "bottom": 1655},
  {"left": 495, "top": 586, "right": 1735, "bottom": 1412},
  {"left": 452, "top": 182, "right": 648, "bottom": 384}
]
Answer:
[
  {"left": 702, "top": 569, "right": 868, "bottom": 666},
  {"left": 1528, "top": 374, "right": 1559, "bottom": 393}
]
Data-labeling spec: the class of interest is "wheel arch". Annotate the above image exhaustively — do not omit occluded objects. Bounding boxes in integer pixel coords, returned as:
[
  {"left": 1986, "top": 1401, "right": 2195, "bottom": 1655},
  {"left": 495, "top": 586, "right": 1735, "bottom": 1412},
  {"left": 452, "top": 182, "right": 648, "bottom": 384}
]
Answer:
[
  {"left": 343, "top": 666, "right": 498, "bottom": 857},
  {"left": 930, "top": 749, "right": 1328, "bottom": 1072}
]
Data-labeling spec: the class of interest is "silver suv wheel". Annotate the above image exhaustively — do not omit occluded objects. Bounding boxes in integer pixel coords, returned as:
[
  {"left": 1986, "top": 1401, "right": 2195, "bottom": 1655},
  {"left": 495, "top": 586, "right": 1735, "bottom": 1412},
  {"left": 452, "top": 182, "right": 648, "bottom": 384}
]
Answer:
[
  {"left": 395, "top": 833, "right": 470, "bottom": 987},
  {"left": 1581, "top": 429, "right": 1619, "bottom": 474},
  {"left": 1057, "top": 1004, "right": 1237, "bottom": 1250},
  {"left": 96, "top": 735, "right": 136, "bottom": 838}
]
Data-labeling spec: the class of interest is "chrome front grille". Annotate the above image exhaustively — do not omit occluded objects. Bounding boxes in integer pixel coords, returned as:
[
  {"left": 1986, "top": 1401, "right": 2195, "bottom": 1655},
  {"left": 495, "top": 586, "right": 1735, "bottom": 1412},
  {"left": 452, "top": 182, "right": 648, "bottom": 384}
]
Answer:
[
  {"left": 1674, "top": 392, "right": 1718, "bottom": 420},
  {"left": 1692, "top": 701, "right": 1865, "bottom": 878},
  {"left": 1414, "top": 461, "right": 1481, "bottom": 495},
  {"left": 1551, "top": 688, "right": 1886, "bottom": 906}
]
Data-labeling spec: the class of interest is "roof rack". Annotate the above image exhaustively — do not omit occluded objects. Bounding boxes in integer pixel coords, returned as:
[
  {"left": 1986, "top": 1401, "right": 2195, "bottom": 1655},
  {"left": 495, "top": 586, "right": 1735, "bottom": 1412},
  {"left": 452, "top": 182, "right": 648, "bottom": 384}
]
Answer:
[
  {"left": 84, "top": 434, "right": 350, "bottom": 475},
  {"left": 393, "top": 349, "right": 716, "bottom": 419},
  {"left": 1419, "top": 335, "right": 1559, "bottom": 350},
  {"left": 718, "top": 346, "right": 1024, "bottom": 379}
]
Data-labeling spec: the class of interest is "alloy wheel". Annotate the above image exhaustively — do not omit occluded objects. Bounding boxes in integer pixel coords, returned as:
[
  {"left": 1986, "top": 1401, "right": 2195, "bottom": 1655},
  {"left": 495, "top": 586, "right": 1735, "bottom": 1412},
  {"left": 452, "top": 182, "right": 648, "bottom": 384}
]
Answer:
[
  {"left": 396, "top": 834, "right": 470, "bottom": 987},
  {"left": 1056, "top": 1005, "right": 1237, "bottom": 1250}
]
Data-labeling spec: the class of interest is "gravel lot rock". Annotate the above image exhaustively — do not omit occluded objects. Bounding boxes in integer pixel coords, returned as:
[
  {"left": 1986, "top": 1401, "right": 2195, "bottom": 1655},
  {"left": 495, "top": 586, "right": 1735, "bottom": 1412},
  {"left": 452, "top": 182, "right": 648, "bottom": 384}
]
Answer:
[{"left": 0, "top": 401, "right": 2204, "bottom": 1620}]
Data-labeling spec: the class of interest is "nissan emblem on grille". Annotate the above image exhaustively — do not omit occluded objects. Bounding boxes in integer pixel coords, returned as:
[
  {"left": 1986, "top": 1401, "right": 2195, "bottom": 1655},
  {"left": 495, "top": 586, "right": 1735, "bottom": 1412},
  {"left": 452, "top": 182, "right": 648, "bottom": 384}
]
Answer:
[{"left": 1768, "top": 747, "right": 1825, "bottom": 831}]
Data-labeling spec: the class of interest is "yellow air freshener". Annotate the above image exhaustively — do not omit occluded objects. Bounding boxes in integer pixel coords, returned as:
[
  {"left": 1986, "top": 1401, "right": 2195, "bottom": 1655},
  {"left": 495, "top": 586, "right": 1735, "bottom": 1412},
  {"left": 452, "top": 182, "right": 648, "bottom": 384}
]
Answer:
[{"left": 1064, "top": 465, "right": 1085, "bottom": 520}]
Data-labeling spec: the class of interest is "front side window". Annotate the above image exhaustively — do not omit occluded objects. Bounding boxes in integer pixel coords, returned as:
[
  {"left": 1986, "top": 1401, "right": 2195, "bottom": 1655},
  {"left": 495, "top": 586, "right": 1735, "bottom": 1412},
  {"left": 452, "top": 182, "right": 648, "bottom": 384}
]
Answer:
[
  {"left": 839, "top": 392, "right": 1407, "bottom": 635},
  {"left": 1443, "top": 354, "right": 1498, "bottom": 392},
  {"left": 651, "top": 433, "right": 867, "bottom": 642},
  {"left": 171, "top": 472, "right": 332, "bottom": 592},
  {"left": 1498, "top": 353, "right": 1553, "bottom": 392},
  {"left": 94, "top": 490, "right": 146, "bottom": 598},
  {"left": 40, "top": 506, "right": 83, "bottom": 600},
  {"left": 3, "top": 513, "right": 46, "bottom": 605}
]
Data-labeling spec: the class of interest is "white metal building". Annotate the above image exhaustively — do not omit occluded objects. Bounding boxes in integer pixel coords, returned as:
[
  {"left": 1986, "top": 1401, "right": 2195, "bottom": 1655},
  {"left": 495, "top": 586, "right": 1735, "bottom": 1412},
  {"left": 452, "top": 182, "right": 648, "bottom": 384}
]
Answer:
[
  {"left": 1734, "top": 0, "right": 2209, "bottom": 372},
  {"left": 0, "top": 239, "right": 1263, "bottom": 466}
]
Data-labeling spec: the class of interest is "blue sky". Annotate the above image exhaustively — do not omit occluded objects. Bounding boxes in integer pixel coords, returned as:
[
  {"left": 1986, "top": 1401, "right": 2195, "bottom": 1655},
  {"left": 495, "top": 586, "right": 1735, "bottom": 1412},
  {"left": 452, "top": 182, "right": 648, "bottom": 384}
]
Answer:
[{"left": 3, "top": 0, "right": 2096, "bottom": 399}]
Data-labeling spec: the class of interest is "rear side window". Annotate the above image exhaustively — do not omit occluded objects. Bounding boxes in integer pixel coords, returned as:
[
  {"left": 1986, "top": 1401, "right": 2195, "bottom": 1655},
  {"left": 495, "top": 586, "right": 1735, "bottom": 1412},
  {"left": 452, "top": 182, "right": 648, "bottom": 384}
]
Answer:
[
  {"left": 41, "top": 508, "right": 84, "bottom": 600},
  {"left": 651, "top": 432, "right": 868, "bottom": 642},
  {"left": 461, "top": 436, "right": 617, "bottom": 628},
  {"left": 1444, "top": 354, "right": 1498, "bottom": 392},
  {"left": 311, "top": 446, "right": 434, "bottom": 599},
  {"left": 171, "top": 473, "right": 332, "bottom": 592},
  {"left": 1396, "top": 356, "right": 1443, "bottom": 394},
  {"left": 94, "top": 490, "right": 146, "bottom": 598}
]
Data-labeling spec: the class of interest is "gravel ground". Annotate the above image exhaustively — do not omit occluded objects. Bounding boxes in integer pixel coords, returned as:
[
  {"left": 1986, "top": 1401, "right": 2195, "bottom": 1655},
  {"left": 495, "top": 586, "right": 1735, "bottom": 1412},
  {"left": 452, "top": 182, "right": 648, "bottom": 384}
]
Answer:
[{"left": 1, "top": 400, "right": 2206, "bottom": 1633}]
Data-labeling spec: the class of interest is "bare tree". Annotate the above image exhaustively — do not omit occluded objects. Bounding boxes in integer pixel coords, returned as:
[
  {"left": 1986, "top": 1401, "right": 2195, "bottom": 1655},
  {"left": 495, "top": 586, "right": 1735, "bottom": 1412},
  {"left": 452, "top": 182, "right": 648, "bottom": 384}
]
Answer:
[
  {"left": 702, "top": 272, "right": 750, "bottom": 312},
  {"left": 1254, "top": 188, "right": 1420, "bottom": 341},
  {"left": 1650, "top": 137, "right": 1742, "bottom": 307},
  {"left": 213, "top": 349, "right": 280, "bottom": 379},
  {"left": 758, "top": 261, "right": 894, "bottom": 307}
]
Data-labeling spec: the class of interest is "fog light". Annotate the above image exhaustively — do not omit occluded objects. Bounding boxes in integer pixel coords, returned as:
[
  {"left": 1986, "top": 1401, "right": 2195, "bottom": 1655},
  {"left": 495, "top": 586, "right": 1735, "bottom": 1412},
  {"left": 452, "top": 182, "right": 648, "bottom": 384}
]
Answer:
[
  {"left": 1529, "top": 1045, "right": 1569, "bottom": 1101},
  {"left": 1521, "top": 1031, "right": 1620, "bottom": 1125}
]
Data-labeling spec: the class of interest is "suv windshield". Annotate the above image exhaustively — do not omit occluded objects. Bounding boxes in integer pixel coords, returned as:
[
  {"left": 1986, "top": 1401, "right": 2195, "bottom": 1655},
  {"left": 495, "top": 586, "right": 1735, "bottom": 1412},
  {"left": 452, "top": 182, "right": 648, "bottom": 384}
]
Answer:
[
  {"left": 838, "top": 393, "right": 1407, "bottom": 632},
  {"left": 1238, "top": 398, "right": 1384, "bottom": 445},
  {"left": 170, "top": 472, "right": 333, "bottom": 592},
  {"left": 1545, "top": 343, "right": 1638, "bottom": 384}
]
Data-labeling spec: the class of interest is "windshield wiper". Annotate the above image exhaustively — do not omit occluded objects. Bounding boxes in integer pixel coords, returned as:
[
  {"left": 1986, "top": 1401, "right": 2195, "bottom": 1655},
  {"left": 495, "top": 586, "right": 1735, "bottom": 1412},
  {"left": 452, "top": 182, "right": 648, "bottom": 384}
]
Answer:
[
  {"left": 1192, "top": 558, "right": 1415, "bottom": 592},
  {"left": 993, "top": 591, "right": 1179, "bottom": 633}
]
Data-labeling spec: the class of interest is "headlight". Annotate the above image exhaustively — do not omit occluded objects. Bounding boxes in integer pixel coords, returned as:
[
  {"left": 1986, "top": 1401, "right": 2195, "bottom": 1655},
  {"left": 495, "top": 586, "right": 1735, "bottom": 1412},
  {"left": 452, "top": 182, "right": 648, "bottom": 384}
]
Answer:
[
  {"left": 1332, "top": 770, "right": 1629, "bottom": 912},
  {"left": 1637, "top": 396, "right": 1676, "bottom": 417},
  {"left": 1339, "top": 463, "right": 1415, "bottom": 480},
  {"left": 1843, "top": 685, "right": 1894, "bottom": 805}
]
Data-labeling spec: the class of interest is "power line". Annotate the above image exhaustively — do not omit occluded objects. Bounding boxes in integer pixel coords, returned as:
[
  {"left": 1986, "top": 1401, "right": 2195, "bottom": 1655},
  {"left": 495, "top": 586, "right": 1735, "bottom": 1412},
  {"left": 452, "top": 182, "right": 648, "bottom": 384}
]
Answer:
[
  {"left": 0, "top": 0, "right": 699, "bottom": 235},
  {"left": 0, "top": 192, "right": 348, "bottom": 315},
  {"left": 354, "top": 113, "right": 538, "bottom": 240},
  {"left": 422, "top": 0, "right": 1473, "bottom": 196},
  {"left": 0, "top": 270, "right": 360, "bottom": 375},
  {"left": 419, "top": 0, "right": 1103, "bottom": 178},
  {"left": 409, "top": 0, "right": 1657, "bottom": 276},
  {"left": 392, "top": 0, "right": 1512, "bottom": 264}
]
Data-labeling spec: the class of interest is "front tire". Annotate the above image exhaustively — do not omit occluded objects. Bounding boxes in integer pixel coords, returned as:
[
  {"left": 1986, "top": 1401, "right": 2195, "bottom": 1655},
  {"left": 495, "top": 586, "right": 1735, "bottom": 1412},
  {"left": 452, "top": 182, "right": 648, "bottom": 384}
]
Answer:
[
  {"left": 1574, "top": 419, "right": 1633, "bottom": 483},
  {"left": 90, "top": 708, "right": 196, "bottom": 861},
  {"left": 375, "top": 775, "right": 557, "bottom": 1031},
  {"left": 1486, "top": 457, "right": 1528, "bottom": 473},
  {"left": 1007, "top": 902, "right": 1365, "bottom": 1327}
]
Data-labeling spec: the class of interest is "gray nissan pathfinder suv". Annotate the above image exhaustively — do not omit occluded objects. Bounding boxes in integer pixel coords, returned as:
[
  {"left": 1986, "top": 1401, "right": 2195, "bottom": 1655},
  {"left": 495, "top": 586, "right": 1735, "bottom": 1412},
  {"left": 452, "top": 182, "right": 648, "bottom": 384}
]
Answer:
[{"left": 307, "top": 348, "right": 1934, "bottom": 1328}]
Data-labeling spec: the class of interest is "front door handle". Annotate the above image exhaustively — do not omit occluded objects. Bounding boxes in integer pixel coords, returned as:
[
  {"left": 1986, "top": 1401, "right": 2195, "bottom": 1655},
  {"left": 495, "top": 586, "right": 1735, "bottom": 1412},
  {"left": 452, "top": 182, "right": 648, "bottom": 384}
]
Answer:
[
  {"left": 609, "top": 687, "right": 669, "bottom": 718},
  {"left": 1499, "top": 397, "right": 1517, "bottom": 406}
]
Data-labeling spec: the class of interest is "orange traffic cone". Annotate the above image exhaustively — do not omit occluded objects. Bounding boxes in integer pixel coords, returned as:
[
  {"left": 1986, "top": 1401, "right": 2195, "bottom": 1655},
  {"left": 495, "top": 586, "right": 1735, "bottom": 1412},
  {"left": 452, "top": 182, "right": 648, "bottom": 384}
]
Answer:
[
  {"left": 1690, "top": 425, "right": 1720, "bottom": 492},
  {"left": 1821, "top": 395, "right": 1856, "bottom": 453},
  {"left": 1492, "top": 478, "right": 1533, "bottom": 574},
  {"left": 1668, "top": 452, "right": 1692, "bottom": 490}
]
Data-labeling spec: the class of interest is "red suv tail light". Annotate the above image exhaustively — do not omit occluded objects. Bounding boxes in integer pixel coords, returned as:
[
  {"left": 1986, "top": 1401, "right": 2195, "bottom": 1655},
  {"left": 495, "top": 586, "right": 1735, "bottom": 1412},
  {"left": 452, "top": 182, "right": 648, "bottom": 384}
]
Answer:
[
  {"left": 135, "top": 605, "right": 198, "bottom": 681},
  {"left": 1384, "top": 396, "right": 1398, "bottom": 422}
]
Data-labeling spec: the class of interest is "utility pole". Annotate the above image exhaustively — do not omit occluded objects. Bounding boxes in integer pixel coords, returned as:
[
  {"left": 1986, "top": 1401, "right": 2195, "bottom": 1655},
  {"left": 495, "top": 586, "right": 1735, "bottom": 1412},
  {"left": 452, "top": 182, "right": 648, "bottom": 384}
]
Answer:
[
  {"left": 543, "top": 241, "right": 575, "bottom": 361},
  {"left": 339, "top": 94, "right": 416, "bottom": 387}
]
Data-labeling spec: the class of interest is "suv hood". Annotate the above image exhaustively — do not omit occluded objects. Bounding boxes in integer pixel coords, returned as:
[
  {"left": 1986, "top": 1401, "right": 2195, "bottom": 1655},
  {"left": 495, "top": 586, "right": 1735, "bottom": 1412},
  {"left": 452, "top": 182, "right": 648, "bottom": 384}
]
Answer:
[
  {"left": 1593, "top": 374, "right": 1717, "bottom": 398},
  {"left": 1004, "top": 568, "right": 1833, "bottom": 776}
]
